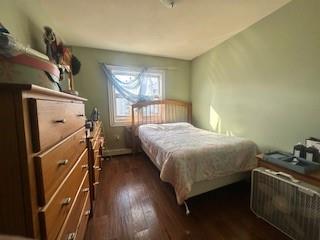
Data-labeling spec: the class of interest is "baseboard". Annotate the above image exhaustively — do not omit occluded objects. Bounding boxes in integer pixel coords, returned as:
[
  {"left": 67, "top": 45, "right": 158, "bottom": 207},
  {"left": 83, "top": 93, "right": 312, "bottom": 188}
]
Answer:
[{"left": 104, "top": 148, "right": 132, "bottom": 156}]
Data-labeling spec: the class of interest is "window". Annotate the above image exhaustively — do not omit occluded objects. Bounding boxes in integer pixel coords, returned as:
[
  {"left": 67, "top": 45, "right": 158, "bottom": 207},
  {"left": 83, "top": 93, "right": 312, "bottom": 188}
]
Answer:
[{"left": 107, "top": 66, "right": 165, "bottom": 126}]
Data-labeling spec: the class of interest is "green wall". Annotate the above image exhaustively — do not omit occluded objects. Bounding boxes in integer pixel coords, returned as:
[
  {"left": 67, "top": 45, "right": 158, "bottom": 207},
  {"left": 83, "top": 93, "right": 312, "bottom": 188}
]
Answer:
[
  {"left": 191, "top": 0, "right": 320, "bottom": 152},
  {"left": 72, "top": 47, "right": 190, "bottom": 150},
  {"left": 0, "top": 0, "right": 61, "bottom": 90},
  {"left": 0, "top": 0, "right": 58, "bottom": 53}
]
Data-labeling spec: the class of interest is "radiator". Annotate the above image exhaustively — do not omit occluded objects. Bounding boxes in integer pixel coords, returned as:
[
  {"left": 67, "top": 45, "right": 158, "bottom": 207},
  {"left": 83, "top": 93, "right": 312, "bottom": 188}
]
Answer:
[{"left": 251, "top": 167, "right": 320, "bottom": 240}]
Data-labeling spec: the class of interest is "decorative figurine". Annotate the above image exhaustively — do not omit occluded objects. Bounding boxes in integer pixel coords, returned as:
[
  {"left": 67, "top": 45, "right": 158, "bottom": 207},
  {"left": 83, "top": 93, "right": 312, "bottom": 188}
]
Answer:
[
  {"left": 43, "top": 26, "right": 59, "bottom": 63},
  {"left": 43, "top": 26, "right": 81, "bottom": 95}
]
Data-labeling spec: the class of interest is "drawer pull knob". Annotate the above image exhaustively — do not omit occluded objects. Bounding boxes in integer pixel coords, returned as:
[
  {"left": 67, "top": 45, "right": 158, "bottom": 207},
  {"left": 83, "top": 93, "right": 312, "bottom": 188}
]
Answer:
[
  {"left": 77, "top": 113, "right": 85, "bottom": 117},
  {"left": 85, "top": 210, "right": 91, "bottom": 216},
  {"left": 94, "top": 166, "right": 102, "bottom": 171},
  {"left": 54, "top": 119, "right": 66, "bottom": 123},
  {"left": 82, "top": 187, "right": 89, "bottom": 193},
  {"left": 57, "top": 159, "right": 68, "bottom": 166},
  {"left": 81, "top": 164, "right": 88, "bottom": 169},
  {"left": 93, "top": 182, "right": 100, "bottom": 186},
  {"left": 61, "top": 197, "right": 72, "bottom": 206},
  {"left": 67, "top": 233, "right": 76, "bottom": 240}
]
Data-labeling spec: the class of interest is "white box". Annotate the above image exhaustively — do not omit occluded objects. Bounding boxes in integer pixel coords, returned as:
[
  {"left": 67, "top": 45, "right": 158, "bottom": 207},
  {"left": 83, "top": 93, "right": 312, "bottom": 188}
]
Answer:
[{"left": 306, "top": 138, "right": 320, "bottom": 151}]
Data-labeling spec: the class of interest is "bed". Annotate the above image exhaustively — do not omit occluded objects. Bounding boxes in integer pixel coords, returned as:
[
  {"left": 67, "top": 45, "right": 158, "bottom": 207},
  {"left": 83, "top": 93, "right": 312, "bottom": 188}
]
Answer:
[{"left": 131, "top": 99, "right": 257, "bottom": 208}]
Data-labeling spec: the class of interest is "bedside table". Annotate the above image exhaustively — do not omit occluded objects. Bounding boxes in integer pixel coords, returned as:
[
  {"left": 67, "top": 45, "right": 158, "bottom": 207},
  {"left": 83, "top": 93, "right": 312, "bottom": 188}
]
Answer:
[{"left": 256, "top": 154, "right": 320, "bottom": 187}]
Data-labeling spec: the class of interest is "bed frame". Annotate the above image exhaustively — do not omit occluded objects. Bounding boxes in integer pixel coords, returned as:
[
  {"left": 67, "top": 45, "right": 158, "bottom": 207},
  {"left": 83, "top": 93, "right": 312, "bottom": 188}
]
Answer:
[
  {"left": 131, "top": 99, "right": 250, "bottom": 210},
  {"left": 131, "top": 99, "right": 192, "bottom": 128},
  {"left": 131, "top": 99, "right": 192, "bottom": 152}
]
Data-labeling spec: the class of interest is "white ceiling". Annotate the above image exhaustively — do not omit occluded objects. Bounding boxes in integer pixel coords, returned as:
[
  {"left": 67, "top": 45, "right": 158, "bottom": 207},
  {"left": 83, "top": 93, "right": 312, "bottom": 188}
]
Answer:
[{"left": 40, "top": 0, "right": 291, "bottom": 60}]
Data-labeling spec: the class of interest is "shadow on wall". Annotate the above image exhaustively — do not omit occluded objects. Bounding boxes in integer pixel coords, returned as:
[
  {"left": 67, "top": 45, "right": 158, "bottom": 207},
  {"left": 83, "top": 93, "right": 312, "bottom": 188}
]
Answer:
[
  {"left": 209, "top": 105, "right": 234, "bottom": 137},
  {"left": 22, "top": 10, "right": 46, "bottom": 52}
]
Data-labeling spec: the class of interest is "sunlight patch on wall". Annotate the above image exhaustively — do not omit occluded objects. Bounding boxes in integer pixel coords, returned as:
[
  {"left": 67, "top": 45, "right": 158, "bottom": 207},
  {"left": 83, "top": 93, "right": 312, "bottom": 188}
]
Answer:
[
  {"left": 210, "top": 105, "right": 235, "bottom": 136},
  {"left": 209, "top": 105, "right": 221, "bottom": 133},
  {"left": 225, "top": 130, "right": 235, "bottom": 137}
]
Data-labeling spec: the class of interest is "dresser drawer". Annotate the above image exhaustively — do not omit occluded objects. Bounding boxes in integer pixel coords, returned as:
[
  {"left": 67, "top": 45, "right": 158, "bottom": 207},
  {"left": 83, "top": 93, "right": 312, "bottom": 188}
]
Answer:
[
  {"left": 29, "top": 99, "right": 85, "bottom": 152},
  {"left": 75, "top": 195, "right": 90, "bottom": 240},
  {"left": 92, "top": 125, "right": 102, "bottom": 146},
  {"left": 94, "top": 148, "right": 100, "bottom": 164},
  {"left": 93, "top": 160, "right": 101, "bottom": 199},
  {"left": 92, "top": 137, "right": 99, "bottom": 152},
  {"left": 94, "top": 164, "right": 101, "bottom": 183},
  {"left": 57, "top": 173, "right": 89, "bottom": 240},
  {"left": 93, "top": 136, "right": 103, "bottom": 155},
  {"left": 35, "top": 129, "right": 87, "bottom": 205},
  {"left": 39, "top": 149, "right": 88, "bottom": 240},
  {"left": 94, "top": 169, "right": 100, "bottom": 191},
  {"left": 92, "top": 122, "right": 102, "bottom": 139},
  {"left": 93, "top": 148, "right": 102, "bottom": 180}
]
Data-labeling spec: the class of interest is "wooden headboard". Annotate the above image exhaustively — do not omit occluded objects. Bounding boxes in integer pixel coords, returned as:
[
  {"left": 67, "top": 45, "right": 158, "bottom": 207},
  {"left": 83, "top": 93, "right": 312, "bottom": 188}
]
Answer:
[{"left": 131, "top": 99, "right": 192, "bottom": 129}]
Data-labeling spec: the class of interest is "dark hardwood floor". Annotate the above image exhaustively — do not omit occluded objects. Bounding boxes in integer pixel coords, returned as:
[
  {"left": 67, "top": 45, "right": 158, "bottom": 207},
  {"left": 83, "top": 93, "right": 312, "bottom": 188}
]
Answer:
[{"left": 85, "top": 154, "right": 289, "bottom": 240}]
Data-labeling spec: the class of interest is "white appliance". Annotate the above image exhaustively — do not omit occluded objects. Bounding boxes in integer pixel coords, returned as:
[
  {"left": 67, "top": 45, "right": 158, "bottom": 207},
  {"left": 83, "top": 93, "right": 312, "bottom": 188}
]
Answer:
[{"left": 251, "top": 167, "right": 320, "bottom": 240}]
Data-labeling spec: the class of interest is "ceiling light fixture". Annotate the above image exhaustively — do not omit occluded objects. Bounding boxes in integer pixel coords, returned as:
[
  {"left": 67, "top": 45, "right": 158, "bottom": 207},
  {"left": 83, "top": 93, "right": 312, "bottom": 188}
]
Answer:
[{"left": 160, "top": 0, "right": 176, "bottom": 9}]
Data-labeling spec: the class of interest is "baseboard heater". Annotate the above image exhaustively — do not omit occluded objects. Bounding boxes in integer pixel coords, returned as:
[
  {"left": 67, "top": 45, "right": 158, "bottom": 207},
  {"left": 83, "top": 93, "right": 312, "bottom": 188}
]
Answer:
[{"left": 251, "top": 167, "right": 320, "bottom": 240}]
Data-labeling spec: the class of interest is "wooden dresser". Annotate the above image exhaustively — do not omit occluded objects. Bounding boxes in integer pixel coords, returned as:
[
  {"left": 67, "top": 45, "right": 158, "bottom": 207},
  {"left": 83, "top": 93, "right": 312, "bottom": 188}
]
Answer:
[
  {"left": 87, "top": 121, "right": 104, "bottom": 205},
  {"left": 0, "top": 84, "right": 91, "bottom": 240}
]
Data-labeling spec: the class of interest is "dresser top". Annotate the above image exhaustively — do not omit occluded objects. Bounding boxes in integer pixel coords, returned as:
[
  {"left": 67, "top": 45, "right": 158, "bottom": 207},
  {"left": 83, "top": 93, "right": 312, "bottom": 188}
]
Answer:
[{"left": 0, "top": 83, "right": 87, "bottom": 101}]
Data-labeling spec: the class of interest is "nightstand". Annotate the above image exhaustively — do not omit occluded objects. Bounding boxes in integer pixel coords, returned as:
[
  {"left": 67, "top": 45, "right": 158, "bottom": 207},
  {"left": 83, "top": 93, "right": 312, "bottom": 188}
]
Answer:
[{"left": 256, "top": 154, "right": 320, "bottom": 187}]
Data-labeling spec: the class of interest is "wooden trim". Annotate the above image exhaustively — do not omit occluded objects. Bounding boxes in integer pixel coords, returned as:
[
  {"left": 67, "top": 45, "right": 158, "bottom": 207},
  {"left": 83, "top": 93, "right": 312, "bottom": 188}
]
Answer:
[
  {"left": 15, "top": 91, "right": 40, "bottom": 237},
  {"left": 28, "top": 98, "right": 40, "bottom": 152},
  {"left": 131, "top": 99, "right": 192, "bottom": 126},
  {"left": 131, "top": 99, "right": 192, "bottom": 153},
  {"left": 132, "top": 99, "right": 190, "bottom": 109},
  {"left": 87, "top": 138, "right": 95, "bottom": 213}
]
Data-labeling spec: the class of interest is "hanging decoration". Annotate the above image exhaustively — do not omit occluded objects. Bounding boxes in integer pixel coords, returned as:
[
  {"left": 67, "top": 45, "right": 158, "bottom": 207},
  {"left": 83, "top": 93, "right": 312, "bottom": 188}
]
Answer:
[{"left": 101, "top": 64, "right": 153, "bottom": 103}]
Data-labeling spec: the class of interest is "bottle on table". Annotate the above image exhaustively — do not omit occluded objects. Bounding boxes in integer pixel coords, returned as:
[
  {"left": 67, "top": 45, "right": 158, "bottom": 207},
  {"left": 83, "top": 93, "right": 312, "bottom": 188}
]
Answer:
[{"left": 293, "top": 143, "right": 306, "bottom": 158}]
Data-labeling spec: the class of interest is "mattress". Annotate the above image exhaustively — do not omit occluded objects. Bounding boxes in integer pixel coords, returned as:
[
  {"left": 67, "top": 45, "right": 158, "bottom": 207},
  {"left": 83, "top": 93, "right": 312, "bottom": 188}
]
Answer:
[{"left": 138, "top": 122, "right": 257, "bottom": 204}]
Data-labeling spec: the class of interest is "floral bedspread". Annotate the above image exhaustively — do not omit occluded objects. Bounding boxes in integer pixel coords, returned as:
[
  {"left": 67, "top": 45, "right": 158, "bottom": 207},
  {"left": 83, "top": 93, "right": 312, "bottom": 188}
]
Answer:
[{"left": 138, "top": 122, "right": 257, "bottom": 204}]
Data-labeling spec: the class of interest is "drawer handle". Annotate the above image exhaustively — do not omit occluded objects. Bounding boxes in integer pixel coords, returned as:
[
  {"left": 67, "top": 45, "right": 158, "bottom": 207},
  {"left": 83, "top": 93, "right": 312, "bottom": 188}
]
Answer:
[
  {"left": 61, "top": 197, "right": 72, "bottom": 206},
  {"left": 67, "top": 233, "right": 76, "bottom": 240},
  {"left": 57, "top": 159, "right": 68, "bottom": 166},
  {"left": 85, "top": 210, "right": 91, "bottom": 216},
  {"left": 54, "top": 119, "right": 66, "bottom": 123},
  {"left": 77, "top": 113, "right": 85, "bottom": 117},
  {"left": 94, "top": 166, "right": 102, "bottom": 171},
  {"left": 81, "top": 164, "right": 88, "bottom": 169},
  {"left": 93, "top": 182, "right": 100, "bottom": 186},
  {"left": 82, "top": 187, "right": 89, "bottom": 193}
]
